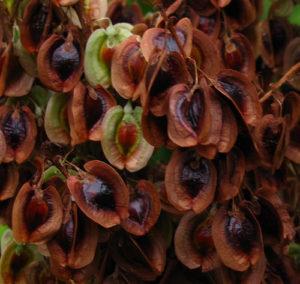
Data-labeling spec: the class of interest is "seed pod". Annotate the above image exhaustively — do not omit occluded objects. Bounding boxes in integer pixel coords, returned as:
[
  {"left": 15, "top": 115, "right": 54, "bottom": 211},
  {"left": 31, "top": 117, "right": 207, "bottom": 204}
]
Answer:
[
  {"left": 67, "top": 160, "right": 129, "bottom": 228},
  {"left": 0, "top": 163, "right": 19, "bottom": 201},
  {"left": 111, "top": 35, "right": 146, "bottom": 100},
  {"left": 165, "top": 149, "right": 217, "bottom": 213},
  {"left": 121, "top": 180, "right": 161, "bottom": 236},
  {"left": 212, "top": 201, "right": 264, "bottom": 271},
  {"left": 84, "top": 0, "right": 108, "bottom": 22},
  {"left": 84, "top": 21, "right": 133, "bottom": 88},
  {"left": 47, "top": 202, "right": 99, "bottom": 269},
  {"left": 67, "top": 82, "right": 116, "bottom": 145},
  {"left": 0, "top": 43, "right": 12, "bottom": 97},
  {"left": 37, "top": 29, "right": 84, "bottom": 92},
  {"left": 44, "top": 92, "right": 71, "bottom": 145},
  {"left": 197, "top": 11, "right": 221, "bottom": 39},
  {"left": 175, "top": 212, "right": 220, "bottom": 271},
  {"left": 140, "top": 18, "right": 193, "bottom": 62},
  {"left": 101, "top": 101, "right": 154, "bottom": 172},
  {"left": 0, "top": 105, "right": 37, "bottom": 164},
  {"left": 285, "top": 123, "right": 300, "bottom": 164}
]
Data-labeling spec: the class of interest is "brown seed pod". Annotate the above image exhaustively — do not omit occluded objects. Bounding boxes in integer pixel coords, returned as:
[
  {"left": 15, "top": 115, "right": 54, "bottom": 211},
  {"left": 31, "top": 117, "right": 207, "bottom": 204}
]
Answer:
[
  {"left": 212, "top": 201, "right": 264, "bottom": 271},
  {"left": 215, "top": 147, "right": 245, "bottom": 203},
  {"left": 37, "top": 29, "right": 84, "bottom": 93},
  {"left": 0, "top": 42, "right": 12, "bottom": 97},
  {"left": 0, "top": 105, "right": 37, "bottom": 164},
  {"left": 67, "top": 82, "right": 116, "bottom": 145},
  {"left": 196, "top": 11, "right": 221, "bottom": 39},
  {"left": 285, "top": 123, "right": 300, "bottom": 164},
  {"left": 214, "top": 69, "right": 262, "bottom": 127},
  {"left": 20, "top": 0, "right": 59, "bottom": 53},
  {"left": 220, "top": 33, "right": 255, "bottom": 81},
  {"left": 121, "top": 180, "right": 161, "bottom": 236},
  {"left": 0, "top": 163, "right": 19, "bottom": 201},
  {"left": 174, "top": 212, "right": 221, "bottom": 271},
  {"left": 140, "top": 18, "right": 193, "bottom": 62},
  {"left": 67, "top": 160, "right": 129, "bottom": 228},
  {"left": 111, "top": 230, "right": 166, "bottom": 281},
  {"left": 282, "top": 91, "right": 300, "bottom": 129},
  {"left": 12, "top": 182, "right": 63, "bottom": 244},
  {"left": 253, "top": 114, "right": 288, "bottom": 170},
  {"left": 47, "top": 202, "right": 99, "bottom": 269},
  {"left": 165, "top": 149, "right": 217, "bottom": 213},
  {"left": 191, "top": 29, "right": 223, "bottom": 76},
  {"left": 111, "top": 35, "right": 146, "bottom": 100}
]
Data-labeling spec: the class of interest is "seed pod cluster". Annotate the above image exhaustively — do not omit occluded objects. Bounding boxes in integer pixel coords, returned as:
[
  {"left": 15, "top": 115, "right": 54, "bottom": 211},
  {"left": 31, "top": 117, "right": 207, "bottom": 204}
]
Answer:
[{"left": 0, "top": 0, "right": 299, "bottom": 283}]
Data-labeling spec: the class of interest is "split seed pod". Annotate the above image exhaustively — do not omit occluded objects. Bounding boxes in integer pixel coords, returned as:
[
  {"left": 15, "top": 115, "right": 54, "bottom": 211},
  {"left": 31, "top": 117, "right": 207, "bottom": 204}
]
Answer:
[
  {"left": 84, "top": 21, "right": 133, "bottom": 88},
  {"left": 47, "top": 202, "right": 99, "bottom": 269},
  {"left": 101, "top": 101, "right": 154, "bottom": 172},
  {"left": 214, "top": 69, "right": 262, "bottom": 127},
  {"left": 174, "top": 212, "right": 220, "bottom": 271},
  {"left": 111, "top": 35, "right": 146, "bottom": 100},
  {"left": 140, "top": 18, "right": 193, "bottom": 62},
  {"left": 67, "top": 160, "right": 129, "bottom": 228},
  {"left": 212, "top": 201, "right": 264, "bottom": 271},
  {"left": 0, "top": 163, "right": 19, "bottom": 201},
  {"left": 37, "top": 29, "right": 84, "bottom": 92},
  {"left": 165, "top": 149, "right": 217, "bottom": 213},
  {"left": 12, "top": 182, "right": 63, "bottom": 244},
  {"left": 121, "top": 180, "right": 161, "bottom": 236},
  {"left": 67, "top": 81, "right": 116, "bottom": 145},
  {"left": 0, "top": 105, "right": 37, "bottom": 164}
]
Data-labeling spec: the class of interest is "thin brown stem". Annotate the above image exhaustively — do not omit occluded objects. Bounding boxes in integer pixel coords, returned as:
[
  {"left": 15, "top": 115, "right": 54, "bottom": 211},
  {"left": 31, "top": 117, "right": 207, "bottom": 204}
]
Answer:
[{"left": 259, "top": 61, "right": 300, "bottom": 103}]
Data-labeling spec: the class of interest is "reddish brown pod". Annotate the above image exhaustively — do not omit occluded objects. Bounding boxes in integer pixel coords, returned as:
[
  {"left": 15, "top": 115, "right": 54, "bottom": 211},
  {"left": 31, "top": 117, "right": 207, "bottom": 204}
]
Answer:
[
  {"left": 37, "top": 29, "right": 84, "bottom": 93},
  {"left": 121, "top": 180, "right": 161, "bottom": 236},
  {"left": 111, "top": 35, "right": 146, "bottom": 100},
  {"left": 220, "top": 33, "right": 255, "bottom": 81},
  {"left": 165, "top": 149, "right": 217, "bottom": 213},
  {"left": 140, "top": 18, "right": 193, "bottom": 62},
  {"left": 0, "top": 105, "right": 37, "bottom": 164},
  {"left": 212, "top": 201, "right": 264, "bottom": 272},
  {"left": 20, "top": 0, "right": 59, "bottom": 53},
  {"left": 174, "top": 212, "right": 220, "bottom": 271},
  {"left": 67, "top": 82, "right": 116, "bottom": 145},
  {"left": 214, "top": 69, "right": 262, "bottom": 127},
  {"left": 196, "top": 11, "right": 221, "bottom": 39},
  {"left": 47, "top": 202, "right": 99, "bottom": 270},
  {"left": 67, "top": 160, "right": 129, "bottom": 228},
  {"left": 12, "top": 182, "right": 63, "bottom": 244},
  {"left": 0, "top": 43, "right": 12, "bottom": 97},
  {"left": 0, "top": 163, "right": 19, "bottom": 201}
]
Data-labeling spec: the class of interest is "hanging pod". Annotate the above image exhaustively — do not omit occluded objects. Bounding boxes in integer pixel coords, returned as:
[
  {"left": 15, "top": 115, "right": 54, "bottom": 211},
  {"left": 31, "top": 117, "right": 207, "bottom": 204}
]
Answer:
[
  {"left": 67, "top": 81, "right": 116, "bottom": 145},
  {"left": 165, "top": 149, "right": 217, "bottom": 213},
  {"left": 0, "top": 105, "right": 37, "bottom": 164},
  {"left": 101, "top": 101, "right": 154, "bottom": 172},
  {"left": 174, "top": 212, "right": 221, "bottom": 271},
  {"left": 37, "top": 28, "right": 84, "bottom": 92},
  {"left": 121, "top": 180, "right": 161, "bottom": 236},
  {"left": 212, "top": 201, "right": 264, "bottom": 272},
  {"left": 67, "top": 160, "right": 129, "bottom": 228}
]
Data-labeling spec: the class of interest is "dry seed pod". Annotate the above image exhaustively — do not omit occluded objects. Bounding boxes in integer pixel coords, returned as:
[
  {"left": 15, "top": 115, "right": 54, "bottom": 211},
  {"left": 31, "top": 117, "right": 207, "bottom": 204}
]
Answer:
[
  {"left": 37, "top": 29, "right": 84, "bottom": 93},
  {"left": 192, "top": 29, "right": 223, "bottom": 76},
  {"left": 111, "top": 230, "right": 166, "bottom": 281},
  {"left": 0, "top": 43, "right": 12, "bottom": 96},
  {"left": 197, "top": 11, "right": 221, "bottom": 39},
  {"left": 214, "top": 69, "right": 262, "bottom": 127},
  {"left": 121, "top": 180, "right": 161, "bottom": 236},
  {"left": 212, "top": 201, "right": 264, "bottom": 272},
  {"left": 0, "top": 105, "right": 37, "bottom": 164},
  {"left": 253, "top": 114, "right": 287, "bottom": 170},
  {"left": 167, "top": 83, "right": 211, "bottom": 147},
  {"left": 140, "top": 18, "right": 193, "bottom": 62},
  {"left": 0, "top": 163, "right": 19, "bottom": 201},
  {"left": 221, "top": 33, "right": 255, "bottom": 81},
  {"left": 12, "top": 182, "right": 63, "bottom": 244},
  {"left": 111, "top": 35, "right": 146, "bottom": 100},
  {"left": 47, "top": 202, "right": 99, "bottom": 269},
  {"left": 101, "top": 102, "right": 154, "bottom": 172},
  {"left": 20, "top": 0, "right": 59, "bottom": 53},
  {"left": 282, "top": 92, "right": 300, "bottom": 129},
  {"left": 67, "top": 82, "right": 116, "bottom": 145},
  {"left": 283, "top": 38, "right": 300, "bottom": 90},
  {"left": 285, "top": 123, "right": 300, "bottom": 163},
  {"left": 215, "top": 147, "right": 245, "bottom": 203},
  {"left": 174, "top": 212, "right": 220, "bottom": 271},
  {"left": 165, "top": 149, "right": 217, "bottom": 213},
  {"left": 67, "top": 160, "right": 129, "bottom": 228}
]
